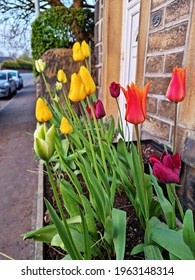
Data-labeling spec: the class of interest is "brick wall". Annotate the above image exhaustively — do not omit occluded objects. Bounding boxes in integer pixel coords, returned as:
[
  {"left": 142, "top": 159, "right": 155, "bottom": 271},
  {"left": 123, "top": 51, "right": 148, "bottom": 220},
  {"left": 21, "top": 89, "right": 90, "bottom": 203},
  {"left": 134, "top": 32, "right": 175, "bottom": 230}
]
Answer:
[{"left": 142, "top": 0, "right": 192, "bottom": 152}]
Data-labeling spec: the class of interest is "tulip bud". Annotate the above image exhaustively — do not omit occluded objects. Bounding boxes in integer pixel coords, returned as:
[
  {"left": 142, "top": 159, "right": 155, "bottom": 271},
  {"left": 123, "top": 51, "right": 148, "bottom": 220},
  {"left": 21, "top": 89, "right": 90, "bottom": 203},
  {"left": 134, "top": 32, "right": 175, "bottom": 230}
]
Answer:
[
  {"left": 57, "top": 69, "right": 67, "bottom": 84},
  {"left": 72, "top": 42, "right": 84, "bottom": 62},
  {"left": 60, "top": 117, "right": 73, "bottom": 134},
  {"left": 35, "top": 97, "right": 53, "bottom": 122},
  {"left": 166, "top": 67, "right": 186, "bottom": 103},
  {"left": 68, "top": 73, "right": 87, "bottom": 102},
  {"left": 34, "top": 123, "right": 55, "bottom": 161},
  {"left": 86, "top": 100, "right": 106, "bottom": 120},
  {"left": 79, "top": 66, "right": 96, "bottom": 95},
  {"left": 81, "top": 40, "right": 90, "bottom": 58},
  {"left": 109, "top": 82, "right": 120, "bottom": 98},
  {"left": 35, "top": 59, "right": 46, "bottom": 73},
  {"left": 55, "top": 81, "right": 63, "bottom": 91}
]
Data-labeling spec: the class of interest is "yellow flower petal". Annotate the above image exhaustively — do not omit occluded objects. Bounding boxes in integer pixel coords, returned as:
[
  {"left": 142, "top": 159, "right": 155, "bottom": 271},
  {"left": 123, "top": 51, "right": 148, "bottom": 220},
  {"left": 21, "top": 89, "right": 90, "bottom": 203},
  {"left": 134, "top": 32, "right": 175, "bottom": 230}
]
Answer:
[
  {"left": 57, "top": 69, "right": 67, "bottom": 84},
  {"left": 68, "top": 73, "right": 87, "bottom": 102},
  {"left": 79, "top": 66, "right": 96, "bottom": 95},
  {"left": 81, "top": 40, "right": 90, "bottom": 58},
  {"left": 72, "top": 42, "right": 84, "bottom": 62},
  {"left": 60, "top": 117, "right": 73, "bottom": 134},
  {"left": 35, "top": 98, "right": 53, "bottom": 122}
]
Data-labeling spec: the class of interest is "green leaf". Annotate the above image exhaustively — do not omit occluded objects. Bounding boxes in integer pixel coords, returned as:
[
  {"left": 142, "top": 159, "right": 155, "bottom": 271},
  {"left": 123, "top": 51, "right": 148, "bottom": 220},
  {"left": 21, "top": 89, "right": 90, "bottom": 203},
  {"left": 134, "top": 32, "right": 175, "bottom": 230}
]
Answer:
[
  {"left": 131, "top": 243, "right": 144, "bottom": 255},
  {"left": 106, "top": 116, "right": 115, "bottom": 143},
  {"left": 44, "top": 198, "right": 83, "bottom": 260},
  {"left": 112, "top": 208, "right": 126, "bottom": 260},
  {"left": 151, "top": 226, "right": 194, "bottom": 260},
  {"left": 104, "top": 215, "right": 114, "bottom": 245},
  {"left": 60, "top": 180, "right": 80, "bottom": 217},
  {"left": 23, "top": 224, "right": 57, "bottom": 243},
  {"left": 80, "top": 210, "right": 91, "bottom": 260},
  {"left": 144, "top": 245, "right": 163, "bottom": 260},
  {"left": 149, "top": 166, "right": 175, "bottom": 229},
  {"left": 183, "top": 209, "right": 195, "bottom": 256}
]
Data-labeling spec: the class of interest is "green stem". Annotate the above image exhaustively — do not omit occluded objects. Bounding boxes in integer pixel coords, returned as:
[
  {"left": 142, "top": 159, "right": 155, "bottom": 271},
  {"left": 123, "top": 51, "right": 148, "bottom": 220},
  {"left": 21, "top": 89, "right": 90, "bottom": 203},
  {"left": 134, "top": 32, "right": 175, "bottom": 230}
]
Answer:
[
  {"left": 169, "top": 184, "right": 184, "bottom": 222},
  {"left": 173, "top": 102, "right": 178, "bottom": 154},
  {"left": 87, "top": 97, "right": 108, "bottom": 178},
  {"left": 134, "top": 124, "right": 149, "bottom": 224},
  {"left": 45, "top": 161, "right": 66, "bottom": 225},
  {"left": 41, "top": 73, "right": 53, "bottom": 101},
  {"left": 45, "top": 161, "right": 82, "bottom": 259},
  {"left": 116, "top": 98, "right": 125, "bottom": 140}
]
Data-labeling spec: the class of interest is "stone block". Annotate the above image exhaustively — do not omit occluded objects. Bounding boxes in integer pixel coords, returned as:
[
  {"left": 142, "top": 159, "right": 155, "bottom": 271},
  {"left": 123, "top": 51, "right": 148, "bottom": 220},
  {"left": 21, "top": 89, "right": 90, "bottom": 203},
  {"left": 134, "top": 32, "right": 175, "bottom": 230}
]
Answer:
[
  {"left": 158, "top": 100, "right": 175, "bottom": 120},
  {"left": 151, "top": 0, "right": 165, "bottom": 10},
  {"left": 146, "top": 55, "right": 164, "bottom": 73},
  {"left": 147, "top": 97, "right": 157, "bottom": 114},
  {"left": 148, "top": 22, "right": 188, "bottom": 52},
  {"left": 150, "top": 8, "right": 164, "bottom": 31},
  {"left": 143, "top": 116, "right": 170, "bottom": 141},
  {"left": 176, "top": 125, "right": 188, "bottom": 153},
  {"left": 164, "top": 52, "right": 184, "bottom": 73},
  {"left": 165, "top": 0, "right": 191, "bottom": 24},
  {"left": 145, "top": 76, "right": 171, "bottom": 95},
  {"left": 182, "top": 135, "right": 195, "bottom": 167}
]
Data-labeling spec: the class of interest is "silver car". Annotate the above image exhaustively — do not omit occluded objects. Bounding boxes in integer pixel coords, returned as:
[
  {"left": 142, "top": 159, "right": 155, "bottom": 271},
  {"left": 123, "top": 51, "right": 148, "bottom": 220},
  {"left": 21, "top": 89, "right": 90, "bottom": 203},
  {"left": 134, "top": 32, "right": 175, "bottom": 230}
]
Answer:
[
  {"left": 0, "top": 71, "right": 17, "bottom": 98},
  {"left": 2, "top": 70, "right": 23, "bottom": 90}
]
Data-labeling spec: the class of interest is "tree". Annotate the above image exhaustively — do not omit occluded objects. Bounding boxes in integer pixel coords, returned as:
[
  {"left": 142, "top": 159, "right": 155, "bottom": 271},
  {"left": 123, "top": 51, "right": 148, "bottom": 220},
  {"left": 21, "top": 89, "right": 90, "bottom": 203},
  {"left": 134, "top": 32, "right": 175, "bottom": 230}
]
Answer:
[{"left": 0, "top": 0, "right": 95, "bottom": 55}]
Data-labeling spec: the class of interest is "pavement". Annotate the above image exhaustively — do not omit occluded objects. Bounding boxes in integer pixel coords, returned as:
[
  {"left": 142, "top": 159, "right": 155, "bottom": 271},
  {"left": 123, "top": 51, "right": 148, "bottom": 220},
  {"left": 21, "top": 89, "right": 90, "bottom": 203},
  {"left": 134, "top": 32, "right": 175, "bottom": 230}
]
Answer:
[{"left": 0, "top": 80, "right": 39, "bottom": 260}]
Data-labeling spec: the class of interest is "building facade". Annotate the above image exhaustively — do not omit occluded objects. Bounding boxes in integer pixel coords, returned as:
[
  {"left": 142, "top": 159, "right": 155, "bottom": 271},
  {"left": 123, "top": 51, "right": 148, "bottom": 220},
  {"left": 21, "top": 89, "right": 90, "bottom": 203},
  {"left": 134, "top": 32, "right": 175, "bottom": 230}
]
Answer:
[{"left": 94, "top": 0, "right": 195, "bottom": 210}]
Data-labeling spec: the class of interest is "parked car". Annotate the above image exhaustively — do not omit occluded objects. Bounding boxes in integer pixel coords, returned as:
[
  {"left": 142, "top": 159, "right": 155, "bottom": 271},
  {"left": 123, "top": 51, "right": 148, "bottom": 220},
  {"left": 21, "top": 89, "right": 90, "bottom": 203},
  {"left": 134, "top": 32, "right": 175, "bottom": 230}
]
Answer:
[
  {"left": 2, "top": 70, "right": 23, "bottom": 90},
  {"left": 0, "top": 71, "right": 17, "bottom": 98}
]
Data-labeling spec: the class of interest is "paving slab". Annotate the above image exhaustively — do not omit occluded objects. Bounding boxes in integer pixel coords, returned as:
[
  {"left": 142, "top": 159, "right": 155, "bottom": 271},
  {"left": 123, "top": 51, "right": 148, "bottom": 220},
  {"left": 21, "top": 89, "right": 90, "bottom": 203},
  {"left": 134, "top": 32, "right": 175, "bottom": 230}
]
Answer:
[{"left": 0, "top": 81, "right": 39, "bottom": 260}]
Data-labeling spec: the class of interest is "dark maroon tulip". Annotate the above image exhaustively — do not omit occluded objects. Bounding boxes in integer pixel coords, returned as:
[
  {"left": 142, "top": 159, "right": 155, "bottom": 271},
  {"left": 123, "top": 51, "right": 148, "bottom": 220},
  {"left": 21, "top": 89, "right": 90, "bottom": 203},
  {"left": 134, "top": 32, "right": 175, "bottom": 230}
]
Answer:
[
  {"left": 149, "top": 151, "right": 181, "bottom": 184},
  {"left": 86, "top": 100, "right": 106, "bottom": 120},
  {"left": 109, "top": 82, "right": 120, "bottom": 98}
]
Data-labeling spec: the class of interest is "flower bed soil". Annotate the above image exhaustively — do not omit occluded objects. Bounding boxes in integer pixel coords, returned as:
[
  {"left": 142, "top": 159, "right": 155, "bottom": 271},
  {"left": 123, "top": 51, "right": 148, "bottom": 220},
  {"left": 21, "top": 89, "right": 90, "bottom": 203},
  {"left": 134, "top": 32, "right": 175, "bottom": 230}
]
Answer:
[{"left": 43, "top": 141, "right": 162, "bottom": 260}]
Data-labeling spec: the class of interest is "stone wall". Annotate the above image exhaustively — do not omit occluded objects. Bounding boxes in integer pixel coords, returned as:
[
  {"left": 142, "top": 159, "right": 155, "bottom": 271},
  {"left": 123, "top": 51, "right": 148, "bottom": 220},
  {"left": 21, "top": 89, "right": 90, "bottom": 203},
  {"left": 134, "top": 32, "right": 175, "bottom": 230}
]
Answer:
[
  {"left": 142, "top": 0, "right": 192, "bottom": 153},
  {"left": 36, "top": 48, "right": 80, "bottom": 99}
]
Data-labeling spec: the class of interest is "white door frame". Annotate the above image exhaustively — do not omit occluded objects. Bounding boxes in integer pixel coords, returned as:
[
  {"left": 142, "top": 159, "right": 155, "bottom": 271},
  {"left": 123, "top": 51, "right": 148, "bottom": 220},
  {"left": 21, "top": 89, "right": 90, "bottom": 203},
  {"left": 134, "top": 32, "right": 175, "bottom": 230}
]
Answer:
[{"left": 119, "top": 0, "right": 140, "bottom": 141}]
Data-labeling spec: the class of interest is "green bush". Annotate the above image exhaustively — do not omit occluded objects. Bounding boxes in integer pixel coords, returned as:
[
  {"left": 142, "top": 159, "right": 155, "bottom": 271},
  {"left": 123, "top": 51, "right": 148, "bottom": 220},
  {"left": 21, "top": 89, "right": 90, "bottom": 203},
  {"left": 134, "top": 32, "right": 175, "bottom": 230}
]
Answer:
[
  {"left": 1, "top": 59, "right": 33, "bottom": 70},
  {"left": 31, "top": 6, "right": 94, "bottom": 60}
]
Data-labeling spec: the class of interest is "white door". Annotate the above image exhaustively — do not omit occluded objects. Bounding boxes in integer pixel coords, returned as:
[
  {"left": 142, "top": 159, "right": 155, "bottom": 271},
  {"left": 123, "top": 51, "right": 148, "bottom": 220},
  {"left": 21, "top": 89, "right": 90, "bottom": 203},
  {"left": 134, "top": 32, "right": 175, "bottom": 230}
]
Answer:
[{"left": 119, "top": 0, "right": 140, "bottom": 141}]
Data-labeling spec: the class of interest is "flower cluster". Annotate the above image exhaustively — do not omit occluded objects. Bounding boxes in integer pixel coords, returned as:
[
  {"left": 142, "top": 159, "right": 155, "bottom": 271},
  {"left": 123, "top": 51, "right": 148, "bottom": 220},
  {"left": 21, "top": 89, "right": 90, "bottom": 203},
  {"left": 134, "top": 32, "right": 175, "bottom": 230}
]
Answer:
[{"left": 25, "top": 39, "right": 195, "bottom": 261}]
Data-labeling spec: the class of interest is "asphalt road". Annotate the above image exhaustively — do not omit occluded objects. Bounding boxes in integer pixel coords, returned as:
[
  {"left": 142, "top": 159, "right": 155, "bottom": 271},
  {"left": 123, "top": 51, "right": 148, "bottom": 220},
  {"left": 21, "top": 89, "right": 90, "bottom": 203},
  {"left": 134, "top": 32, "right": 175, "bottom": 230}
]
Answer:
[{"left": 0, "top": 72, "right": 38, "bottom": 260}]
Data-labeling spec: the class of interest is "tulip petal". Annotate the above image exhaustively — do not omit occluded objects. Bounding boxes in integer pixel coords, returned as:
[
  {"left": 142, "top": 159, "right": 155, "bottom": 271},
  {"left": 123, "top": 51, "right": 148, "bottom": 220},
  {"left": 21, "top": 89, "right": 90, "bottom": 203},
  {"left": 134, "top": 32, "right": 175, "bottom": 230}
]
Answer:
[
  {"left": 153, "top": 162, "right": 180, "bottom": 183},
  {"left": 161, "top": 154, "right": 173, "bottom": 169},
  {"left": 172, "top": 153, "right": 181, "bottom": 175}
]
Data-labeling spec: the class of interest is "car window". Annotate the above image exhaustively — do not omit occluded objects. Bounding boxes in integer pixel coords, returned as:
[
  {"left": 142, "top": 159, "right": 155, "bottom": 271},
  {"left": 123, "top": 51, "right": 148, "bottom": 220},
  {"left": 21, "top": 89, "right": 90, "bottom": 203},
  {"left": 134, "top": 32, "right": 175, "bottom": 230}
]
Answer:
[
  {"left": 0, "top": 73, "right": 6, "bottom": 80},
  {"left": 10, "top": 72, "right": 17, "bottom": 77}
]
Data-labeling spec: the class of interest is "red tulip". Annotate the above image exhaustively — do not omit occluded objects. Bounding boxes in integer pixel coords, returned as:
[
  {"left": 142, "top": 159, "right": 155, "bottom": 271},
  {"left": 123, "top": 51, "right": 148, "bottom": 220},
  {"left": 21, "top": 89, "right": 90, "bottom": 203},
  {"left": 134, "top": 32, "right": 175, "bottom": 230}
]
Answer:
[
  {"left": 166, "top": 67, "right": 186, "bottom": 102},
  {"left": 120, "top": 82, "right": 151, "bottom": 124},
  {"left": 86, "top": 100, "right": 106, "bottom": 120},
  {"left": 109, "top": 82, "right": 120, "bottom": 98},
  {"left": 149, "top": 151, "right": 181, "bottom": 184}
]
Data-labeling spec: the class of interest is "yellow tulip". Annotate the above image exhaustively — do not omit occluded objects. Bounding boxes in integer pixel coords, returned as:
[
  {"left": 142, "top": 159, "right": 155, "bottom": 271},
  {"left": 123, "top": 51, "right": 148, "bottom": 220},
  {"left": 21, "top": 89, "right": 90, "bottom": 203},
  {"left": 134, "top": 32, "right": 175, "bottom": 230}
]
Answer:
[
  {"left": 68, "top": 73, "right": 87, "bottom": 102},
  {"left": 60, "top": 117, "right": 73, "bottom": 134},
  {"left": 79, "top": 66, "right": 96, "bottom": 95},
  {"left": 72, "top": 42, "right": 84, "bottom": 62},
  {"left": 35, "top": 97, "right": 53, "bottom": 122},
  {"left": 57, "top": 69, "right": 67, "bottom": 84},
  {"left": 81, "top": 40, "right": 90, "bottom": 58},
  {"left": 35, "top": 59, "right": 46, "bottom": 73}
]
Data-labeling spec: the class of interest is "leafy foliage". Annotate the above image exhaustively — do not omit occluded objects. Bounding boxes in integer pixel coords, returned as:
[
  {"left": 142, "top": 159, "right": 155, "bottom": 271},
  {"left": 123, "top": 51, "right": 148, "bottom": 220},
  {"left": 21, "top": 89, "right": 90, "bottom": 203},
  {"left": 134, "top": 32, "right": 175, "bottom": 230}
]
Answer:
[{"left": 31, "top": 6, "right": 94, "bottom": 60}]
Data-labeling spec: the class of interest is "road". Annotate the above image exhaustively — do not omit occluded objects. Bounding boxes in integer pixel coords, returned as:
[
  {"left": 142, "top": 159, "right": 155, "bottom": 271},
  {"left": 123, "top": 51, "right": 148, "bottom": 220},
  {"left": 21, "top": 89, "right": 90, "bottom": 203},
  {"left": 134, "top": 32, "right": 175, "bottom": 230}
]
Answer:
[{"left": 0, "top": 72, "right": 38, "bottom": 260}]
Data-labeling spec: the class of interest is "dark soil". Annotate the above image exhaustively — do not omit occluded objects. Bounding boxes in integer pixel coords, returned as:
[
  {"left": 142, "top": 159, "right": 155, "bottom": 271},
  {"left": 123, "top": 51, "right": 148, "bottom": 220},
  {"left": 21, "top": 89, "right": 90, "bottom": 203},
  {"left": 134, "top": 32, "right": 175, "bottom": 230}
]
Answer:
[{"left": 43, "top": 141, "right": 163, "bottom": 260}]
